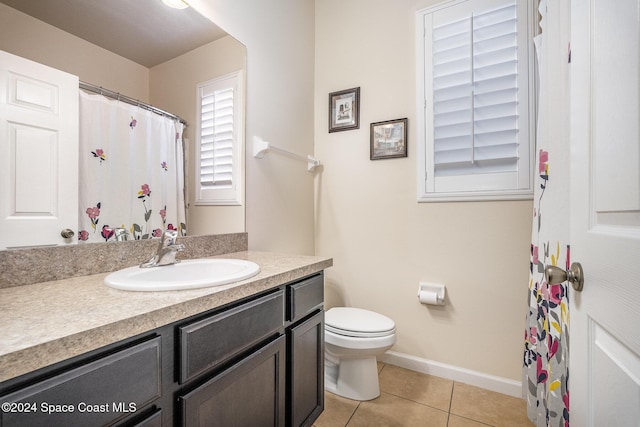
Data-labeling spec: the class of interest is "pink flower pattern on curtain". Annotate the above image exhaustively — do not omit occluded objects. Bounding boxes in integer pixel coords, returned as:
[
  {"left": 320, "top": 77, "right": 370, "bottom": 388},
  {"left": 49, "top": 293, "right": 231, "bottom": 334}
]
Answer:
[
  {"left": 78, "top": 91, "right": 186, "bottom": 243},
  {"left": 524, "top": 150, "right": 570, "bottom": 427},
  {"left": 523, "top": 1, "right": 571, "bottom": 425}
]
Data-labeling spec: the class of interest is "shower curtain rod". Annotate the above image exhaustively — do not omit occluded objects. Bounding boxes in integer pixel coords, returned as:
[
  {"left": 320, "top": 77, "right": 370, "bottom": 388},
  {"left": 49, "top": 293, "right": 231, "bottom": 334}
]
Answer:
[{"left": 79, "top": 81, "right": 187, "bottom": 126}]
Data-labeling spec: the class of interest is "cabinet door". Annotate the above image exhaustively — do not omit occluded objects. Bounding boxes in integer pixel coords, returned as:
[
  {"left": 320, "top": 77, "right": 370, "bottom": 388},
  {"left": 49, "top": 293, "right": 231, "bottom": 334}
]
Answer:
[
  {"left": 289, "top": 311, "right": 324, "bottom": 427},
  {"left": 0, "top": 50, "right": 79, "bottom": 249},
  {"left": 180, "top": 336, "right": 286, "bottom": 427}
]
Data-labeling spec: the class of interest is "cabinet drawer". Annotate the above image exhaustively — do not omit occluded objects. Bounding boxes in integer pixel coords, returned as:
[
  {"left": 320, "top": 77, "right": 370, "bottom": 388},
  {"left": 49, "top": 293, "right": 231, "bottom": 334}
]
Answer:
[
  {"left": 0, "top": 336, "right": 161, "bottom": 427},
  {"left": 287, "top": 274, "right": 324, "bottom": 322},
  {"left": 179, "top": 290, "right": 284, "bottom": 383}
]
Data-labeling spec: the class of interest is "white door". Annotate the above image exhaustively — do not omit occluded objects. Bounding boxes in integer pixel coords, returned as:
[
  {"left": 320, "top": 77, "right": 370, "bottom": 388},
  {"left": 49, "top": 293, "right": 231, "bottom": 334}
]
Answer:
[
  {"left": 0, "top": 51, "right": 79, "bottom": 249},
  {"left": 570, "top": 1, "right": 640, "bottom": 425}
]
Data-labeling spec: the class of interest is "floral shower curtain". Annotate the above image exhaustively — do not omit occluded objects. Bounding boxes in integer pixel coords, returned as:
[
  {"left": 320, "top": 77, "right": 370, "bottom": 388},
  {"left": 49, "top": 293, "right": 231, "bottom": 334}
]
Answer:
[
  {"left": 78, "top": 91, "right": 186, "bottom": 243},
  {"left": 523, "top": 1, "right": 571, "bottom": 426}
]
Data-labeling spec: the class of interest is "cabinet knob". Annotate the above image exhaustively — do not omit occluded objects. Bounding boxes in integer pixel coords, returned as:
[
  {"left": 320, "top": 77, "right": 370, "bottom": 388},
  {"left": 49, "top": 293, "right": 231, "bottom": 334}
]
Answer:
[{"left": 61, "top": 229, "right": 75, "bottom": 239}]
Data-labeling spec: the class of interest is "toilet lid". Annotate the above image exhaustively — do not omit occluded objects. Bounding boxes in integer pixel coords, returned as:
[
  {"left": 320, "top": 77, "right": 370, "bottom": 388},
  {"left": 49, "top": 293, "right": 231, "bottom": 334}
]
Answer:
[{"left": 325, "top": 307, "right": 396, "bottom": 338}]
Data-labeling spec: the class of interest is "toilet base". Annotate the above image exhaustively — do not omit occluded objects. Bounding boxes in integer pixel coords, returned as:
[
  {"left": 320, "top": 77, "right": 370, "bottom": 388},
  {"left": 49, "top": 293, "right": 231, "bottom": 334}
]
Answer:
[{"left": 324, "top": 356, "right": 380, "bottom": 401}]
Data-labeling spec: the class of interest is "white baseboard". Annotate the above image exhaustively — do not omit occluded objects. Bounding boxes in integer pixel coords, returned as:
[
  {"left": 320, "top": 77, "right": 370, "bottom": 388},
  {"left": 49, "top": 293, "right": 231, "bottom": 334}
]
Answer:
[{"left": 380, "top": 351, "right": 523, "bottom": 398}]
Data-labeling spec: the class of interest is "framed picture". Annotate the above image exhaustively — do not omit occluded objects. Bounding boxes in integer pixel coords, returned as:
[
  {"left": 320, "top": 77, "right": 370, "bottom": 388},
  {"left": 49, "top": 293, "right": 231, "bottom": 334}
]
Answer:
[
  {"left": 370, "top": 118, "right": 408, "bottom": 160},
  {"left": 328, "top": 87, "right": 360, "bottom": 132}
]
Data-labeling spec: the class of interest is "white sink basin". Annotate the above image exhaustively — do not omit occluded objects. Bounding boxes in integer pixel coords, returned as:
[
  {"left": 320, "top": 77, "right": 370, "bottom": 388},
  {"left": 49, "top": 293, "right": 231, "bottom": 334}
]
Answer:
[{"left": 104, "top": 258, "right": 260, "bottom": 291}]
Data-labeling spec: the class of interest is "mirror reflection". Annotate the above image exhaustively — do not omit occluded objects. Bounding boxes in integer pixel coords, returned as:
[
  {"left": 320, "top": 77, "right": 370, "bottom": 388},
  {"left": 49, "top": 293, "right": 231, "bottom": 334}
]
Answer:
[{"left": 0, "top": 0, "right": 247, "bottom": 249}]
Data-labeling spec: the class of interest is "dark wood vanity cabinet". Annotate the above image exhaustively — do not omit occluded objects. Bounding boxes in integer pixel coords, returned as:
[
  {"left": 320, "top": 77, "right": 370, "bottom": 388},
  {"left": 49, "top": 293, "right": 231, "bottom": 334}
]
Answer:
[
  {"left": 0, "top": 337, "right": 162, "bottom": 427},
  {"left": 0, "top": 272, "right": 325, "bottom": 427}
]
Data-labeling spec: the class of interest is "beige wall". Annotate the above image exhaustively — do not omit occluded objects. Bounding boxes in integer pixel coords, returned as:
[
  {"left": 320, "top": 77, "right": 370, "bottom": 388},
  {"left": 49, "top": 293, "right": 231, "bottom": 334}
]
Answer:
[
  {"left": 150, "top": 36, "right": 247, "bottom": 235},
  {"left": 0, "top": 3, "right": 149, "bottom": 101},
  {"left": 191, "top": 0, "right": 316, "bottom": 254},
  {"left": 314, "top": 0, "right": 532, "bottom": 381}
]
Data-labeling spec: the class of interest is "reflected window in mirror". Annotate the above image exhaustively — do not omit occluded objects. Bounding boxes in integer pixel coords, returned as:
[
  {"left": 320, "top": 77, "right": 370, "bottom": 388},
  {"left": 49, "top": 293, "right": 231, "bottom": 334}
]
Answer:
[{"left": 195, "top": 70, "right": 244, "bottom": 206}]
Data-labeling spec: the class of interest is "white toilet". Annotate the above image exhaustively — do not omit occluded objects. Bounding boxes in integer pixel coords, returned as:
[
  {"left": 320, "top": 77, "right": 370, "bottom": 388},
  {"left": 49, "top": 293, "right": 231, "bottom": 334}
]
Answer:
[{"left": 324, "top": 307, "right": 396, "bottom": 401}]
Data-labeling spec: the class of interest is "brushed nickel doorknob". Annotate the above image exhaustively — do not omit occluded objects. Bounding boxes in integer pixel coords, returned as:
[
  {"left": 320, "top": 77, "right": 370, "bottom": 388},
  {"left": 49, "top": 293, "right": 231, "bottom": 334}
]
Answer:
[
  {"left": 61, "top": 229, "right": 75, "bottom": 239},
  {"left": 545, "top": 262, "right": 584, "bottom": 292}
]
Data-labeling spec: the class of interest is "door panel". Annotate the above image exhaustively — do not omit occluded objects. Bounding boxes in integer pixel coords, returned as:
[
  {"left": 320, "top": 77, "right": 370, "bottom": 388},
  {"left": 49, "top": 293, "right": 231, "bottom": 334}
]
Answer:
[
  {"left": 0, "top": 50, "right": 79, "bottom": 249},
  {"left": 570, "top": 1, "right": 640, "bottom": 426},
  {"left": 590, "top": 321, "right": 640, "bottom": 425}
]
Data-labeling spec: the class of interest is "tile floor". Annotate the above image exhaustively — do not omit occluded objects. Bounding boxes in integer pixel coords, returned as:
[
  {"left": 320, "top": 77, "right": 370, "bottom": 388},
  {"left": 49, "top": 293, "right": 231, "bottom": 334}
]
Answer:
[{"left": 313, "top": 363, "right": 534, "bottom": 427}]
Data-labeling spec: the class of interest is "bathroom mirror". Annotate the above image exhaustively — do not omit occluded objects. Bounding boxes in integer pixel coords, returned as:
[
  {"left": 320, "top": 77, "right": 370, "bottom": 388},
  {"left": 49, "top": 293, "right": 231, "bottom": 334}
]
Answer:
[{"left": 0, "top": 0, "right": 247, "bottom": 247}]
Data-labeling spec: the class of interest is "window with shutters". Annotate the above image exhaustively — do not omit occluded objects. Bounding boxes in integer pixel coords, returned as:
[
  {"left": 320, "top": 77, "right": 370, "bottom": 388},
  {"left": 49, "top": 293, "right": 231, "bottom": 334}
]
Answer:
[
  {"left": 416, "top": 0, "right": 534, "bottom": 201},
  {"left": 195, "top": 71, "right": 243, "bottom": 205}
]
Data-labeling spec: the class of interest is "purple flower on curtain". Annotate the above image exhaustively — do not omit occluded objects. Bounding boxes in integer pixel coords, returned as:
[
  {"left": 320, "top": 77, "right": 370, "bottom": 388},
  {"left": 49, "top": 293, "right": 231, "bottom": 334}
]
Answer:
[
  {"left": 91, "top": 149, "right": 106, "bottom": 164},
  {"left": 161, "top": 161, "right": 169, "bottom": 171},
  {"left": 152, "top": 228, "right": 163, "bottom": 238},
  {"left": 167, "top": 223, "right": 176, "bottom": 231},
  {"left": 101, "top": 225, "right": 114, "bottom": 241},
  {"left": 86, "top": 203, "right": 101, "bottom": 232},
  {"left": 549, "top": 284, "right": 565, "bottom": 307},
  {"left": 86, "top": 206, "right": 100, "bottom": 219},
  {"left": 130, "top": 116, "right": 137, "bottom": 129},
  {"left": 138, "top": 184, "right": 151, "bottom": 199},
  {"left": 137, "top": 184, "right": 153, "bottom": 233},
  {"left": 539, "top": 149, "right": 549, "bottom": 175},
  {"left": 536, "top": 357, "right": 548, "bottom": 384},
  {"left": 78, "top": 230, "right": 89, "bottom": 241}
]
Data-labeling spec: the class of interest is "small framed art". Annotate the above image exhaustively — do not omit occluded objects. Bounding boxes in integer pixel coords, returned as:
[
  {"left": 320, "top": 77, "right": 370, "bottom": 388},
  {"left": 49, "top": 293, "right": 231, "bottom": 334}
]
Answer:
[
  {"left": 370, "top": 118, "right": 408, "bottom": 160},
  {"left": 328, "top": 87, "right": 360, "bottom": 133}
]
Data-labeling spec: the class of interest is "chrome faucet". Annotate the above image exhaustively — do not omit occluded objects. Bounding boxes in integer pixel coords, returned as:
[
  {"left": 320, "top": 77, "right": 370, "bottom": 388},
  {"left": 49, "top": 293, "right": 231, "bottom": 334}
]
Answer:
[{"left": 140, "top": 229, "right": 185, "bottom": 268}]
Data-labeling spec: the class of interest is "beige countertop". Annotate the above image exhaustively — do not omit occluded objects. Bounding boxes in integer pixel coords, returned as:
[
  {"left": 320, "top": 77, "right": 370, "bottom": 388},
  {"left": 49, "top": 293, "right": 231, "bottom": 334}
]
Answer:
[{"left": 0, "top": 251, "right": 332, "bottom": 383}]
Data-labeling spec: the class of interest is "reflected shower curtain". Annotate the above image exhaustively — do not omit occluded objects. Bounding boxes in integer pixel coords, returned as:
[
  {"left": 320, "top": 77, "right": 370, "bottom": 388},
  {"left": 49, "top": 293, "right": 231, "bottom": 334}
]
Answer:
[
  {"left": 523, "top": 1, "right": 571, "bottom": 426},
  {"left": 78, "top": 91, "right": 186, "bottom": 243}
]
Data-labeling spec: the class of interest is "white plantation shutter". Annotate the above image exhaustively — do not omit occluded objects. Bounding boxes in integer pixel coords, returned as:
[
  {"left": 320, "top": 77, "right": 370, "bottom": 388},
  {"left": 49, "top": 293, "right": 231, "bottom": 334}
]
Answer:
[
  {"left": 200, "top": 87, "right": 234, "bottom": 187},
  {"left": 418, "top": 0, "right": 533, "bottom": 201},
  {"left": 196, "top": 71, "right": 243, "bottom": 205}
]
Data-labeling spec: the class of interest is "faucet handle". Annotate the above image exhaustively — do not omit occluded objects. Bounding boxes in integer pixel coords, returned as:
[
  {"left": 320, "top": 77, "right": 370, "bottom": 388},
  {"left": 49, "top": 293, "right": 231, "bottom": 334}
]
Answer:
[{"left": 161, "top": 229, "right": 179, "bottom": 246}]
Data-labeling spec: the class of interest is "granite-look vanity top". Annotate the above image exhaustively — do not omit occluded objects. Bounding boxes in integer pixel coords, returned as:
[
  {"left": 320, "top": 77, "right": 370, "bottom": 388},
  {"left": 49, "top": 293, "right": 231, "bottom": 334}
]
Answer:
[{"left": 0, "top": 251, "right": 332, "bottom": 383}]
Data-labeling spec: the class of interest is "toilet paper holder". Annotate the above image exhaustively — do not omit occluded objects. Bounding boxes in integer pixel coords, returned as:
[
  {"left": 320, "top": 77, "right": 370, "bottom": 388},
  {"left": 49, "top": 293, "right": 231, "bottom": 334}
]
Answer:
[{"left": 417, "top": 282, "right": 446, "bottom": 305}]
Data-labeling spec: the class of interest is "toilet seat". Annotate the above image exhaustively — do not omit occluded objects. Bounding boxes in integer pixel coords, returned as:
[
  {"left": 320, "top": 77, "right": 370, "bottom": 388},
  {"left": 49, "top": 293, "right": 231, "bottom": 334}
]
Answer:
[{"left": 325, "top": 307, "right": 396, "bottom": 338}]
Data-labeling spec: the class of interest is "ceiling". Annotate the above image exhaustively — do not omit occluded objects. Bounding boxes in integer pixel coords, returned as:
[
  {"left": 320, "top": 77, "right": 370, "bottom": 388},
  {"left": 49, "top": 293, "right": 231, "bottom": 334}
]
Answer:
[{"left": 0, "top": 0, "right": 229, "bottom": 68}]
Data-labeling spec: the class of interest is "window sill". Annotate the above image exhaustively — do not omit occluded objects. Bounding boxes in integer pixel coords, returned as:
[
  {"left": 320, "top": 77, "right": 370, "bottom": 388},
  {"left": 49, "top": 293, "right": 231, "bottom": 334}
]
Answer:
[{"left": 417, "top": 190, "right": 534, "bottom": 203}]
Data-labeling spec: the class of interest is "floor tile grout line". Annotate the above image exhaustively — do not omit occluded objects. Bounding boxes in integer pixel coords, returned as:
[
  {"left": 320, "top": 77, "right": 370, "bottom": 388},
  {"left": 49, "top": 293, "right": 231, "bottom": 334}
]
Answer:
[
  {"left": 445, "top": 381, "right": 455, "bottom": 427},
  {"left": 344, "top": 401, "right": 361, "bottom": 426},
  {"left": 322, "top": 363, "right": 532, "bottom": 427},
  {"left": 378, "top": 389, "right": 452, "bottom": 414},
  {"left": 449, "top": 381, "right": 455, "bottom": 413}
]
